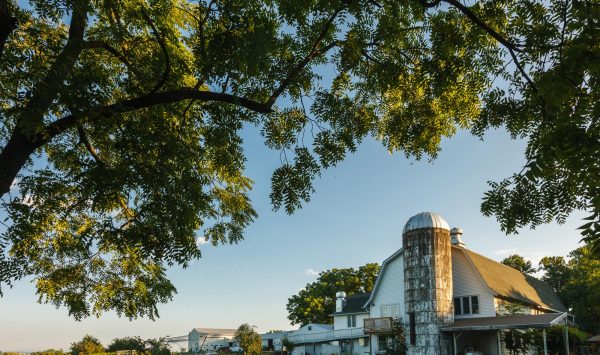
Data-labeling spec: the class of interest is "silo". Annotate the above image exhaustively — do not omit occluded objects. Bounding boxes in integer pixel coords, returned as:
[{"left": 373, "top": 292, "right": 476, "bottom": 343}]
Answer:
[{"left": 402, "top": 212, "right": 454, "bottom": 354}]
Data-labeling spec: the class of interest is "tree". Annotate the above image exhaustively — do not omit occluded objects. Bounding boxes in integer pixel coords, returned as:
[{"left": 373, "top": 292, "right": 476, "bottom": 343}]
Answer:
[
  {"left": 1, "top": 0, "right": 599, "bottom": 319},
  {"left": 70, "top": 335, "right": 104, "bottom": 355},
  {"left": 562, "top": 245, "right": 600, "bottom": 333},
  {"left": 538, "top": 256, "right": 571, "bottom": 295},
  {"left": 384, "top": 318, "right": 407, "bottom": 355},
  {"left": 499, "top": 303, "right": 535, "bottom": 355},
  {"left": 501, "top": 254, "right": 536, "bottom": 274},
  {"left": 107, "top": 337, "right": 145, "bottom": 353},
  {"left": 234, "top": 324, "right": 262, "bottom": 355},
  {"left": 281, "top": 337, "right": 295, "bottom": 354},
  {"left": 286, "top": 263, "right": 380, "bottom": 325}
]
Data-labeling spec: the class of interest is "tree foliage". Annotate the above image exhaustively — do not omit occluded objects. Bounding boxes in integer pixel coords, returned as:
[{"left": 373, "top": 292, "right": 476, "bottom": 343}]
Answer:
[
  {"left": 501, "top": 254, "right": 536, "bottom": 274},
  {"left": 561, "top": 245, "right": 600, "bottom": 333},
  {"left": 384, "top": 318, "right": 407, "bottom": 355},
  {"left": 234, "top": 324, "right": 262, "bottom": 355},
  {"left": 286, "top": 263, "right": 380, "bottom": 325},
  {"left": 538, "top": 256, "right": 571, "bottom": 295},
  {"left": 499, "top": 303, "right": 535, "bottom": 355},
  {"left": 107, "top": 337, "right": 145, "bottom": 353},
  {"left": 70, "top": 335, "right": 105, "bottom": 355},
  {"left": 0, "top": 0, "right": 599, "bottom": 319}
]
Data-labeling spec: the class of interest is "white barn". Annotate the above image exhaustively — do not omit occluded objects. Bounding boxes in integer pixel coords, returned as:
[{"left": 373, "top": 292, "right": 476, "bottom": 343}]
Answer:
[
  {"left": 288, "top": 212, "right": 569, "bottom": 355},
  {"left": 188, "top": 328, "right": 237, "bottom": 353}
]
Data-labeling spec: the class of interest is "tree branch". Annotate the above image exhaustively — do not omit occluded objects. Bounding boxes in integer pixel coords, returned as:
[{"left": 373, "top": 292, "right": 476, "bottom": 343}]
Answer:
[
  {"left": 440, "top": 0, "right": 523, "bottom": 53},
  {"left": 141, "top": 7, "right": 170, "bottom": 95},
  {"left": 266, "top": 6, "right": 344, "bottom": 106},
  {"left": 83, "top": 40, "right": 135, "bottom": 72},
  {"left": 41, "top": 88, "right": 272, "bottom": 145},
  {"left": 77, "top": 124, "right": 104, "bottom": 165},
  {"left": 0, "top": 0, "right": 18, "bottom": 61}
]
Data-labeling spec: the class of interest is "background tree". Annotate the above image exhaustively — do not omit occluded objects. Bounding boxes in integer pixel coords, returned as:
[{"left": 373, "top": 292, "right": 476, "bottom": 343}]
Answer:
[
  {"left": 538, "top": 256, "right": 571, "bottom": 295},
  {"left": 281, "top": 337, "right": 295, "bottom": 354},
  {"left": 143, "top": 338, "right": 171, "bottom": 355},
  {"left": 561, "top": 246, "right": 600, "bottom": 334},
  {"left": 234, "top": 324, "right": 262, "bottom": 355},
  {"left": 1, "top": 0, "right": 599, "bottom": 318},
  {"left": 286, "top": 263, "right": 380, "bottom": 325},
  {"left": 501, "top": 254, "right": 536, "bottom": 274},
  {"left": 107, "top": 337, "right": 145, "bottom": 353},
  {"left": 70, "top": 335, "right": 104, "bottom": 355}
]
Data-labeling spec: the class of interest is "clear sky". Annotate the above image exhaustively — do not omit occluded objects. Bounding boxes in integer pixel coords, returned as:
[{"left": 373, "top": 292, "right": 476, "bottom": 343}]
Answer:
[{"left": 0, "top": 124, "right": 586, "bottom": 352}]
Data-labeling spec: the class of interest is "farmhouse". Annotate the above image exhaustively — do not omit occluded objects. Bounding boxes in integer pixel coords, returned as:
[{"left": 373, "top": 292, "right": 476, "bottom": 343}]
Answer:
[{"left": 287, "top": 212, "right": 569, "bottom": 355}]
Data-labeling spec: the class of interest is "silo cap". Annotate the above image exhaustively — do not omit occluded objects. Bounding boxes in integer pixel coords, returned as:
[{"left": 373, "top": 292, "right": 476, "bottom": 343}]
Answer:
[{"left": 403, "top": 212, "right": 450, "bottom": 233}]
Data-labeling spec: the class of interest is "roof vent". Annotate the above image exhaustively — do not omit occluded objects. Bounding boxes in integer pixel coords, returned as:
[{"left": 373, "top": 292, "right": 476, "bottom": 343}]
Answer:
[{"left": 451, "top": 227, "right": 465, "bottom": 246}]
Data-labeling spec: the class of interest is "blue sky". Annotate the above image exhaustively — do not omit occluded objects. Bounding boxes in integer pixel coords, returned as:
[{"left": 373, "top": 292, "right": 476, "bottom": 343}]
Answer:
[{"left": 0, "top": 124, "right": 586, "bottom": 352}]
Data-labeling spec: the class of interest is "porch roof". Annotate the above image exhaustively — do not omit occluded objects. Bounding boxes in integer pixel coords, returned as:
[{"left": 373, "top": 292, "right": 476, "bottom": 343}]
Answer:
[{"left": 440, "top": 313, "right": 568, "bottom": 331}]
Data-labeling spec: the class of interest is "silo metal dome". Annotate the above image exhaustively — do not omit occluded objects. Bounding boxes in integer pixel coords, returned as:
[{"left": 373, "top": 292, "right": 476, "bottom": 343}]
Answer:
[{"left": 402, "top": 212, "right": 450, "bottom": 233}]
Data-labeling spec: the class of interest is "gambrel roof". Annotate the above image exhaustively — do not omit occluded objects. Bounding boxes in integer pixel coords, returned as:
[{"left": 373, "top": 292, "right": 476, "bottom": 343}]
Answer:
[{"left": 458, "top": 247, "right": 567, "bottom": 312}]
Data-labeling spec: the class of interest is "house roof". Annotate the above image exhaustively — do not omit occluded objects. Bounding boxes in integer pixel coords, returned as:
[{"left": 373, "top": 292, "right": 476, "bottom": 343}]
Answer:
[
  {"left": 363, "top": 248, "right": 404, "bottom": 308},
  {"left": 459, "top": 247, "right": 567, "bottom": 312},
  {"left": 332, "top": 293, "right": 370, "bottom": 315},
  {"left": 191, "top": 328, "right": 237, "bottom": 337},
  {"left": 261, "top": 331, "right": 292, "bottom": 339},
  {"left": 587, "top": 335, "right": 600, "bottom": 342},
  {"left": 440, "top": 313, "right": 568, "bottom": 331}
]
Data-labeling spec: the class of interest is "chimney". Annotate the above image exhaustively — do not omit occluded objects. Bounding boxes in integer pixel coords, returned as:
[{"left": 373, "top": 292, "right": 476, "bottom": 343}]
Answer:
[
  {"left": 335, "top": 291, "right": 346, "bottom": 312},
  {"left": 451, "top": 227, "right": 465, "bottom": 247}
]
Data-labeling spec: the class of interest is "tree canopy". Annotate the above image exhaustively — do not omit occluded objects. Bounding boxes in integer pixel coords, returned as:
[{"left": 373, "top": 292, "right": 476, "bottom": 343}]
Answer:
[
  {"left": 286, "top": 263, "right": 380, "bottom": 325},
  {"left": 234, "top": 324, "right": 262, "bottom": 355},
  {"left": 0, "top": 0, "right": 599, "bottom": 319},
  {"left": 501, "top": 254, "right": 536, "bottom": 274},
  {"left": 70, "top": 335, "right": 104, "bottom": 355}
]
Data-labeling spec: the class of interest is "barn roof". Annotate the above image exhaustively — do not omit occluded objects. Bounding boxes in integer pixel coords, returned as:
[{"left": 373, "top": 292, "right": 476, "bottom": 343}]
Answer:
[
  {"left": 459, "top": 247, "right": 567, "bottom": 312},
  {"left": 332, "top": 293, "right": 370, "bottom": 315},
  {"left": 191, "top": 328, "right": 237, "bottom": 337}
]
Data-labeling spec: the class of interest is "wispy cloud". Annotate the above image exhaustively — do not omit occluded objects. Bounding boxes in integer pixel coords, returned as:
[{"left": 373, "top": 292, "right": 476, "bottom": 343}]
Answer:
[
  {"left": 305, "top": 268, "right": 319, "bottom": 276},
  {"left": 196, "top": 237, "right": 209, "bottom": 246}
]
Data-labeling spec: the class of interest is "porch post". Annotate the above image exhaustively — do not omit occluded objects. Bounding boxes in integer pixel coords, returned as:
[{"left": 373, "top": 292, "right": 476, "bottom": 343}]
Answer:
[
  {"left": 452, "top": 332, "right": 457, "bottom": 355},
  {"left": 497, "top": 331, "right": 502, "bottom": 355},
  {"left": 542, "top": 328, "right": 548, "bottom": 355},
  {"left": 564, "top": 317, "right": 570, "bottom": 355}
]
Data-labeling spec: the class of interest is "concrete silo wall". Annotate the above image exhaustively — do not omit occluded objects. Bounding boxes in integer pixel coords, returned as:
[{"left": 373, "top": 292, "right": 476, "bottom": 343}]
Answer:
[{"left": 403, "top": 227, "right": 453, "bottom": 355}]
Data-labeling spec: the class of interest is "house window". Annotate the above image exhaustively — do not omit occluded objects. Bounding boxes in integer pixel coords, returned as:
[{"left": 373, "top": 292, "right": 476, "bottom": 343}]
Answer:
[
  {"left": 471, "top": 296, "right": 479, "bottom": 314},
  {"left": 347, "top": 314, "right": 357, "bottom": 327},
  {"left": 454, "top": 296, "right": 480, "bottom": 315},
  {"left": 377, "top": 335, "right": 389, "bottom": 352},
  {"left": 308, "top": 326, "right": 312, "bottom": 331},
  {"left": 454, "top": 297, "right": 462, "bottom": 315}
]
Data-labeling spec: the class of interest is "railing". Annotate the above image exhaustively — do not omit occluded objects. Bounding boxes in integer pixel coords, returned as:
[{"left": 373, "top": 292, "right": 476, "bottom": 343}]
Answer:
[
  {"left": 285, "top": 328, "right": 366, "bottom": 344},
  {"left": 363, "top": 317, "right": 393, "bottom": 333}
]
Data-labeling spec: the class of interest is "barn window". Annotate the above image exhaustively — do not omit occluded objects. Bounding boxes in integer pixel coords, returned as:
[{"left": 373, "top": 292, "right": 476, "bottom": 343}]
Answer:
[{"left": 454, "top": 296, "right": 479, "bottom": 315}]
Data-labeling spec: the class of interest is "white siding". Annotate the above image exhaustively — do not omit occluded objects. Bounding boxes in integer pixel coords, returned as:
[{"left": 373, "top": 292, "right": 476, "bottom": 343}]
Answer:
[
  {"left": 369, "top": 254, "right": 405, "bottom": 319},
  {"left": 452, "top": 248, "right": 496, "bottom": 318},
  {"left": 334, "top": 313, "right": 369, "bottom": 330}
]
